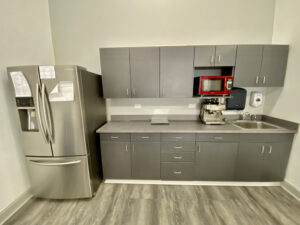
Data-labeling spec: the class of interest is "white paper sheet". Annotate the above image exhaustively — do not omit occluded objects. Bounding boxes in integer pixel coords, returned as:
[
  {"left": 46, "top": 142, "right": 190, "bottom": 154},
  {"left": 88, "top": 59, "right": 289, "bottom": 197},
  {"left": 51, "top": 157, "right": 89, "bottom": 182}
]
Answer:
[
  {"left": 39, "top": 66, "right": 56, "bottom": 79},
  {"left": 10, "top": 71, "right": 32, "bottom": 97},
  {"left": 49, "top": 81, "right": 74, "bottom": 102}
]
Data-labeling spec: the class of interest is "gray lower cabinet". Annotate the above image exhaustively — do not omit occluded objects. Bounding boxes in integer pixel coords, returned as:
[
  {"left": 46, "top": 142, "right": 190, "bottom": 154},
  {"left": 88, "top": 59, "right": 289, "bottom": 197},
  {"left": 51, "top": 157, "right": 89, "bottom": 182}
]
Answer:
[
  {"left": 234, "top": 45, "right": 264, "bottom": 87},
  {"left": 100, "top": 141, "right": 131, "bottom": 179},
  {"left": 131, "top": 142, "right": 160, "bottom": 179},
  {"left": 100, "top": 48, "right": 131, "bottom": 98},
  {"left": 160, "top": 46, "right": 194, "bottom": 97},
  {"left": 196, "top": 142, "right": 238, "bottom": 181},
  {"left": 130, "top": 47, "right": 159, "bottom": 98},
  {"left": 236, "top": 142, "right": 292, "bottom": 181},
  {"left": 260, "top": 45, "right": 289, "bottom": 87}
]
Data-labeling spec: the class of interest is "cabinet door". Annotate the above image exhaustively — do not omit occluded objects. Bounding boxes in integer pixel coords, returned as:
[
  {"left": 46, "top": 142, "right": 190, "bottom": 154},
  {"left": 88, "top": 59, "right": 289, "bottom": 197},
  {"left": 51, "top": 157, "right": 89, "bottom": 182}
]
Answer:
[
  {"left": 100, "top": 48, "right": 131, "bottom": 98},
  {"left": 263, "top": 142, "right": 292, "bottom": 181},
  {"left": 234, "top": 45, "right": 263, "bottom": 87},
  {"left": 131, "top": 142, "right": 160, "bottom": 179},
  {"left": 215, "top": 45, "right": 237, "bottom": 66},
  {"left": 160, "top": 46, "right": 194, "bottom": 97},
  {"left": 100, "top": 141, "right": 131, "bottom": 179},
  {"left": 194, "top": 46, "right": 216, "bottom": 67},
  {"left": 196, "top": 142, "right": 238, "bottom": 181},
  {"left": 130, "top": 47, "right": 159, "bottom": 98},
  {"left": 235, "top": 143, "right": 264, "bottom": 181},
  {"left": 260, "top": 45, "right": 289, "bottom": 86}
]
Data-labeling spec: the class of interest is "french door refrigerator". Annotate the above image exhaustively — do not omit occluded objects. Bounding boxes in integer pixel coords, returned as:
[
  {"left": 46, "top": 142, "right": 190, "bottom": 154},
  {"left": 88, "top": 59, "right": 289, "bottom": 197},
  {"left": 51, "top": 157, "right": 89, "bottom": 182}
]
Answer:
[{"left": 7, "top": 65, "right": 106, "bottom": 199}]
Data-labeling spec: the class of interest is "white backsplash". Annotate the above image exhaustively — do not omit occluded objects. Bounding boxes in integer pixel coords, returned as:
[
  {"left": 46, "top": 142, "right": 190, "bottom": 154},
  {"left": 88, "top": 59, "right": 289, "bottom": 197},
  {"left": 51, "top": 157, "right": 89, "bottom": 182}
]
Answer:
[{"left": 106, "top": 87, "right": 266, "bottom": 121}]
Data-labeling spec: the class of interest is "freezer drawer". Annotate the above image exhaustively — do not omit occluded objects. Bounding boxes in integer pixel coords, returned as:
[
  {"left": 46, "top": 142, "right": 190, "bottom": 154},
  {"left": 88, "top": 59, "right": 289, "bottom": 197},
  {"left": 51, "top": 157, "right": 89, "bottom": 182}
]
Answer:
[{"left": 26, "top": 156, "right": 92, "bottom": 199}]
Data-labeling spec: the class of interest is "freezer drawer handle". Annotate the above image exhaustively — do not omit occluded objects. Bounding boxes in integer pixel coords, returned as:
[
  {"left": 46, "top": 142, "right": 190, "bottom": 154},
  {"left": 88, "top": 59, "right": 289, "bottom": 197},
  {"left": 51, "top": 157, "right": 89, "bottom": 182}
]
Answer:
[{"left": 29, "top": 160, "right": 81, "bottom": 166}]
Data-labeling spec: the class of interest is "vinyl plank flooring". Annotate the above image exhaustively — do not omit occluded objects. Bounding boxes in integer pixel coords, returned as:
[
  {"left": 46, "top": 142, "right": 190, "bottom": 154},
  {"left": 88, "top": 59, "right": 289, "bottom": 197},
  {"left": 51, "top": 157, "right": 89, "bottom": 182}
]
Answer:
[{"left": 4, "top": 184, "right": 300, "bottom": 225}]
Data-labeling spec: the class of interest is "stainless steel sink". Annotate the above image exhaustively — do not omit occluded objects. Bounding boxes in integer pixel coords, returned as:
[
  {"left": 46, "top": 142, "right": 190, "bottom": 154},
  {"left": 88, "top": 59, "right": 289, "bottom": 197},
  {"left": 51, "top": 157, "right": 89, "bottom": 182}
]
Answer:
[{"left": 233, "top": 121, "right": 279, "bottom": 129}]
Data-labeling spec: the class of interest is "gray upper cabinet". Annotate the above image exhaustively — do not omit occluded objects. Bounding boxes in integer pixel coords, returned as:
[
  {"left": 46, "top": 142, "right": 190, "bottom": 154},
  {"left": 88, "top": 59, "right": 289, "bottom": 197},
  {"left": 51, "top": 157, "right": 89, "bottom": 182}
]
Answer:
[
  {"left": 196, "top": 142, "right": 238, "bottom": 181},
  {"left": 131, "top": 142, "right": 160, "bottom": 179},
  {"left": 234, "top": 45, "right": 289, "bottom": 87},
  {"left": 100, "top": 48, "right": 131, "bottom": 98},
  {"left": 100, "top": 141, "right": 131, "bottom": 179},
  {"left": 234, "top": 45, "right": 263, "bottom": 87},
  {"left": 130, "top": 47, "right": 160, "bottom": 98},
  {"left": 194, "top": 45, "right": 237, "bottom": 67},
  {"left": 160, "top": 46, "right": 194, "bottom": 97},
  {"left": 194, "top": 46, "right": 216, "bottom": 67},
  {"left": 260, "top": 45, "right": 289, "bottom": 87},
  {"left": 215, "top": 45, "right": 237, "bottom": 66}
]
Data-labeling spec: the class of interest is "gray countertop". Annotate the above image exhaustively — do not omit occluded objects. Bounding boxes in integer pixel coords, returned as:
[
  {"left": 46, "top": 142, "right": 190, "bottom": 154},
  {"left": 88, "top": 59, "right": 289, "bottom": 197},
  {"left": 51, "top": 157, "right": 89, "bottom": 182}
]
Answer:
[{"left": 96, "top": 120, "right": 297, "bottom": 134}]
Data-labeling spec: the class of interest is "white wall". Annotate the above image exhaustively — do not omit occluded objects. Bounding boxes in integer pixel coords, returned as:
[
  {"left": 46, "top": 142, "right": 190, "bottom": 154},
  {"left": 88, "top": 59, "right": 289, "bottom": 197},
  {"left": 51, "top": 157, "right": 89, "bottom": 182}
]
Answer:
[
  {"left": 48, "top": 0, "right": 276, "bottom": 74},
  {"left": 0, "top": 0, "right": 55, "bottom": 212},
  {"left": 48, "top": 0, "right": 275, "bottom": 119},
  {"left": 264, "top": 0, "right": 300, "bottom": 190}
]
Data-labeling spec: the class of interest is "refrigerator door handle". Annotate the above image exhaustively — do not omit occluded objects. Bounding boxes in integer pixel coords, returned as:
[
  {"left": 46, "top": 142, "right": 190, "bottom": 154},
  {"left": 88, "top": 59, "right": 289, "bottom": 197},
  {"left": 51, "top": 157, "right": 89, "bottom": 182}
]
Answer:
[
  {"left": 42, "top": 83, "right": 53, "bottom": 143},
  {"left": 36, "top": 83, "right": 49, "bottom": 143},
  {"left": 29, "top": 160, "right": 81, "bottom": 166}
]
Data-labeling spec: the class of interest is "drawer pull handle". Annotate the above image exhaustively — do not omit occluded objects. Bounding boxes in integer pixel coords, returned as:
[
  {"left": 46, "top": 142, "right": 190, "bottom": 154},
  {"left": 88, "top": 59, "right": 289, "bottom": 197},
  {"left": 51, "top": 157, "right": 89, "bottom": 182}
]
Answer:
[
  {"left": 173, "top": 171, "right": 182, "bottom": 174},
  {"left": 214, "top": 137, "right": 223, "bottom": 140},
  {"left": 111, "top": 136, "right": 119, "bottom": 139},
  {"left": 173, "top": 156, "right": 183, "bottom": 159},
  {"left": 174, "top": 146, "right": 183, "bottom": 149},
  {"left": 175, "top": 137, "right": 183, "bottom": 139},
  {"left": 141, "top": 136, "right": 150, "bottom": 139}
]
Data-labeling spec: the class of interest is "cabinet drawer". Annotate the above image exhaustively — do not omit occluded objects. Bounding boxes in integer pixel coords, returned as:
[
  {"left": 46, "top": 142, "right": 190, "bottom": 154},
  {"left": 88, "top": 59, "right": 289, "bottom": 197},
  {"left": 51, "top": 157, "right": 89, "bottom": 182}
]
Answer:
[
  {"left": 100, "top": 133, "right": 130, "bottom": 142},
  {"left": 161, "top": 133, "right": 195, "bottom": 142},
  {"left": 161, "top": 152, "right": 195, "bottom": 162},
  {"left": 196, "top": 133, "right": 240, "bottom": 142},
  {"left": 161, "top": 162, "right": 195, "bottom": 180},
  {"left": 131, "top": 133, "right": 160, "bottom": 142},
  {"left": 240, "top": 133, "right": 293, "bottom": 143},
  {"left": 161, "top": 141, "right": 195, "bottom": 152}
]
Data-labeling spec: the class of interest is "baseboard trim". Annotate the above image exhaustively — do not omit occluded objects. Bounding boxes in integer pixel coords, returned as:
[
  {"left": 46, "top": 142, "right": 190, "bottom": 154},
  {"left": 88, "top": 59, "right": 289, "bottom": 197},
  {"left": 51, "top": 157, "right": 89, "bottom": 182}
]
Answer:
[
  {"left": 104, "top": 179, "right": 281, "bottom": 186},
  {"left": 0, "top": 190, "right": 32, "bottom": 225},
  {"left": 281, "top": 181, "right": 300, "bottom": 201}
]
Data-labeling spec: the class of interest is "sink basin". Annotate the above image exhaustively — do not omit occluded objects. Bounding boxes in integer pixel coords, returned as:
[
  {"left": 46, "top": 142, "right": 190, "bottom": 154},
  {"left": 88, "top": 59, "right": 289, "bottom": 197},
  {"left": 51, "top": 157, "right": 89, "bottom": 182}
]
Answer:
[{"left": 233, "top": 121, "right": 279, "bottom": 129}]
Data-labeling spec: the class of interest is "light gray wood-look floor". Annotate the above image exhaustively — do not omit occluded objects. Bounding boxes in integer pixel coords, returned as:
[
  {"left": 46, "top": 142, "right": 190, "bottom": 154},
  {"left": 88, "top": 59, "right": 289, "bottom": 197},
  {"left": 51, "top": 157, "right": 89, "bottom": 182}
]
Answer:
[{"left": 5, "top": 183, "right": 300, "bottom": 225}]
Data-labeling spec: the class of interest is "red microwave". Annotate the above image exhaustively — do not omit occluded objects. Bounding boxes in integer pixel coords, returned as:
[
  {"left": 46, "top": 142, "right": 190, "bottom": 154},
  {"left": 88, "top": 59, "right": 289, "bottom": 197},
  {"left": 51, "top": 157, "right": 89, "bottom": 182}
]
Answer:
[{"left": 198, "top": 76, "right": 233, "bottom": 95}]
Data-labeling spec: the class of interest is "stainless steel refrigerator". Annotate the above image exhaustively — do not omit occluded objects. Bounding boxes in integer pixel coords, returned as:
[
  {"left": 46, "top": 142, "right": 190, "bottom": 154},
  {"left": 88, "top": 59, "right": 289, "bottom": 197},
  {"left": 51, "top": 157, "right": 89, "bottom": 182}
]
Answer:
[{"left": 7, "top": 65, "right": 106, "bottom": 199}]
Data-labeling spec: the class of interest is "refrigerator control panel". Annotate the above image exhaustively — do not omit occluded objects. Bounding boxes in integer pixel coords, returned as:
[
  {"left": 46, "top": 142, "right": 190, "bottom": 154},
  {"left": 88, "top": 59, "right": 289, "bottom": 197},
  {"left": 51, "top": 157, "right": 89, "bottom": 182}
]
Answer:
[{"left": 16, "top": 97, "right": 34, "bottom": 107}]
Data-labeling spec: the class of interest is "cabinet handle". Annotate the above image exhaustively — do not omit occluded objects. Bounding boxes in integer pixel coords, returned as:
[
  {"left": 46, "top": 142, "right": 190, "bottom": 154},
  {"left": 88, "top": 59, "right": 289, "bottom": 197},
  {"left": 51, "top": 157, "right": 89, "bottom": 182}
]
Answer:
[
  {"left": 269, "top": 145, "right": 272, "bottom": 154},
  {"left": 263, "top": 76, "right": 266, "bottom": 84},
  {"left": 125, "top": 144, "right": 128, "bottom": 152},
  {"left": 111, "top": 136, "right": 119, "bottom": 139},
  {"left": 198, "top": 144, "right": 201, "bottom": 152},
  {"left": 256, "top": 76, "right": 259, "bottom": 84},
  {"left": 261, "top": 145, "right": 265, "bottom": 154},
  {"left": 174, "top": 146, "right": 183, "bottom": 149},
  {"left": 141, "top": 136, "right": 150, "bottom": 139},
  {"left": 173, "top": 171, "right": 182, "bottom": 175},
  {"left": 173, "top": 156, "right": 183, "bottom": 159},
  {"left": 214, "top": 136, "right": 223, "bottom": 140},
  {"left": 210, "top": 55, "right": 214, "bottom": 65},
  {"left": 218, "top": 55, "right": 221, "bottom": 63},
  {"left": 126, "top": 88, "right": 129, "bottom": 96},
  {"left": 175, "top": 136, "right": 183, "bottom": 139}
]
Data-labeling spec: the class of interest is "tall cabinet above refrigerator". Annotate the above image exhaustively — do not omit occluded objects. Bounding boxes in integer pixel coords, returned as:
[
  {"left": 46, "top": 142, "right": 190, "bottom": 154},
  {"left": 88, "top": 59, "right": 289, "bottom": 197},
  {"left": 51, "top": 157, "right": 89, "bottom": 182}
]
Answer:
[{"left": 7, "top": 65, "right": 106, "bottom": 199}]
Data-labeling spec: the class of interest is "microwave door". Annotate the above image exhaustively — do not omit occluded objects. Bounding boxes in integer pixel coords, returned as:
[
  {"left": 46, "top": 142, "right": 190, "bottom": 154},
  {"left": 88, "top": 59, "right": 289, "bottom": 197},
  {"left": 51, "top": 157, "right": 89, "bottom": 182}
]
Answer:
[{"left": 202, "top": 79, "right": 223, "bottom": 92}]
